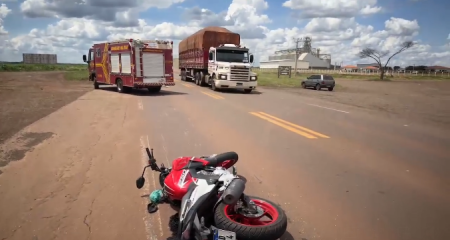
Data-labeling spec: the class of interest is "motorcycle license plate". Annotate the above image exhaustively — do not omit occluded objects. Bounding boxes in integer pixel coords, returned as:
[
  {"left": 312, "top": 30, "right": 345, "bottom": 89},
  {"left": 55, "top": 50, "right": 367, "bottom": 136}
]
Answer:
[{"left": 213, "top": 229, "right": 236, "bottom": 240}]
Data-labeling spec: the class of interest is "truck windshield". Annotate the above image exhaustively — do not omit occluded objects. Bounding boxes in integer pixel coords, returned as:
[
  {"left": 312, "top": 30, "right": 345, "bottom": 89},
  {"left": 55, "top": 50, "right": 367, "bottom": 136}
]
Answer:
[{"left": 216, "top": 50, "right": 249, "bottom": 63}]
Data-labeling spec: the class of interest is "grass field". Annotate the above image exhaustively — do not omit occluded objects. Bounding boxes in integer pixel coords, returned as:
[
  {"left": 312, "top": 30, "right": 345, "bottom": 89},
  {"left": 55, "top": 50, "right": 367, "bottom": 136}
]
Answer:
[
  {"left": 254, "top": 69, "right": 450, "bottom": 88},
  {"left": 0, "top": 63, "right": 89, "bottom": 81}
]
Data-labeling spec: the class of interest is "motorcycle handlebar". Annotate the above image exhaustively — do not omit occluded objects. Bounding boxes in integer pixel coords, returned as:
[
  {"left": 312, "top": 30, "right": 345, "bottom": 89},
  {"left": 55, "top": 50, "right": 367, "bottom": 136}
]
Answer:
[{"left": 145, "top": 148, "right": 152, "bottom": 159}]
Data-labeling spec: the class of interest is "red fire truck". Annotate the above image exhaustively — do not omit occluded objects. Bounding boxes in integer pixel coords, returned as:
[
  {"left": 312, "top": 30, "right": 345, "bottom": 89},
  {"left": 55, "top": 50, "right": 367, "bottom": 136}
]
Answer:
[{"left": 82, "top": 39, "right": 174, "bottom": 93}]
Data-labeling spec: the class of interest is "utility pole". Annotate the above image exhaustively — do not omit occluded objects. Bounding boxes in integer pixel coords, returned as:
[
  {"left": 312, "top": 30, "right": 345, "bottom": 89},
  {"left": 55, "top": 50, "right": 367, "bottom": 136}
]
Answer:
[
  {"left": 293, "top": 38, "right": 302, "bottom": 76},
  {"left": 274, "top": 38, "right": 303, "bottom": 76}
]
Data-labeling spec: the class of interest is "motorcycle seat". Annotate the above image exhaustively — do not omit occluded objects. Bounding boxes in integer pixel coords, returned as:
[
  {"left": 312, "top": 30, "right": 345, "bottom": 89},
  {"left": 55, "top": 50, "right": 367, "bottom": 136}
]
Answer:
[{"left": 203, "top": 151, "right": 238, "bottom": 167}]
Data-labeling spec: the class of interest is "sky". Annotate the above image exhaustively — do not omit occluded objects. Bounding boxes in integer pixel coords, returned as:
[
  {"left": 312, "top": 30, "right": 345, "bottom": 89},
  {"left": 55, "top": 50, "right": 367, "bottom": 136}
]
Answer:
[{"left": 0, "top": 0, "right": 449, "bottom": 67}]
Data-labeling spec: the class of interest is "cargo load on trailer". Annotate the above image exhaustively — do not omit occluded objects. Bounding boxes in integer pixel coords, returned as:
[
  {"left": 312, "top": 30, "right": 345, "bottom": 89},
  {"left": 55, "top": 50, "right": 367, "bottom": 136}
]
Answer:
[
  {"left": 179, "top": 27, "right": 257, "bottom": 93},
  {"left": 83, "top": 39, "right": 174, "bottom": 93}
]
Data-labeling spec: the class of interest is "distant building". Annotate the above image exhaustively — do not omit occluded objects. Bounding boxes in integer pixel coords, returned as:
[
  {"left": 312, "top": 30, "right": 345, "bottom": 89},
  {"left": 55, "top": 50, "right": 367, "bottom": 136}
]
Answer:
[
  {"left": 427, "top": 66, "right": 450, "bottom": 72},
  {"left": 342, "top": 65, "right": 358, "bottom": 72},
  {"left": 22, "top": 53, "right": 58, "bottom": 64},
  {"left": 259, "top": 59, "right": 309, "bottom": 70},
  {"left": 260, "top": 53, "right": 330, "bottom": 69}
]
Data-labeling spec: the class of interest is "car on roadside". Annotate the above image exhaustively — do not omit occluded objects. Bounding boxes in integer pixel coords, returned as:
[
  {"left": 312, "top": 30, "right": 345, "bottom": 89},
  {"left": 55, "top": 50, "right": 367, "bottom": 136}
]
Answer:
[{"left": 301, "top": 74, "right": 335, "bottom": 91}]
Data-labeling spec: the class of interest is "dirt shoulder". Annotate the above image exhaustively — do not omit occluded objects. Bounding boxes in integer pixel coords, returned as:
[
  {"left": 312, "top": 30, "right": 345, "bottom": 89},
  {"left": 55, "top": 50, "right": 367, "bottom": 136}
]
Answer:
[
  {"left": 279, "top": 79, "right": 450, "bottom": 127},
  {"left": 0, "top": 88, "right": 149, "bottom": 240},
  {"left": 0, "top": 72, "right": 91, "bottom": 145}
]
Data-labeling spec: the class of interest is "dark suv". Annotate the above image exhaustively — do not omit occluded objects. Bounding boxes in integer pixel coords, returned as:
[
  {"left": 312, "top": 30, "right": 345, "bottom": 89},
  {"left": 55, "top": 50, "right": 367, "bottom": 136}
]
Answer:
[{"left": 301, "top": 74, "right": 335, "bottom": 91}]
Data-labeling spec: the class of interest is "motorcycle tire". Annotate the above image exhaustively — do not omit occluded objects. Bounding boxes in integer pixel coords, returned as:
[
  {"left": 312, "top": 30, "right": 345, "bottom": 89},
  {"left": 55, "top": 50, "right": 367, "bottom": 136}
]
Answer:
[{"left": 214, "top": 195, "right": 288, "bottom": 240}]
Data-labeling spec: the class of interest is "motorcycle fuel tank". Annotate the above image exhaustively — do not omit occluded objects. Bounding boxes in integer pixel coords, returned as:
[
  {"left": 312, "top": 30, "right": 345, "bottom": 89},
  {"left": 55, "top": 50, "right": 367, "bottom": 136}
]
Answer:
[{"left": 163, "top": 157, "right": 200, "bottom": 200}]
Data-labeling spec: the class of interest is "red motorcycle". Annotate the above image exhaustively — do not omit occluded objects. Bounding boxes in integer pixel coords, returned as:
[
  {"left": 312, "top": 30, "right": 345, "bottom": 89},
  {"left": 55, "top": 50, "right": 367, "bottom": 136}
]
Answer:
[
  {"left": 139, "top": 149, "right": 238, "bottom": 205},
  {"left": 136, "top": 148, "right": 288, "bottom": 240}
]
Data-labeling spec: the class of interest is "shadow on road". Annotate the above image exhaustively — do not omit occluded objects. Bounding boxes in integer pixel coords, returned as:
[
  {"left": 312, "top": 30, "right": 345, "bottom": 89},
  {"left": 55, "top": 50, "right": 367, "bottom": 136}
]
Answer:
[
  {"left": 280, "top": 231, "right": 296, "bottom": 240},
  {"left": 218, "top": 88, "right": 263, "bottom": 95},
  {"left": 100, "top": 86, "right": 188, "bottom": 97}
]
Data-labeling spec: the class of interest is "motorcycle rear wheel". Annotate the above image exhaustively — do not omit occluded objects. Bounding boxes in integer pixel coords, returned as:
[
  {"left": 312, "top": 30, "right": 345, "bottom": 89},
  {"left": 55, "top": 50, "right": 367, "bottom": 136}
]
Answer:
[{"left": 214, "top": 195, "right": 288, "bottom": 240}]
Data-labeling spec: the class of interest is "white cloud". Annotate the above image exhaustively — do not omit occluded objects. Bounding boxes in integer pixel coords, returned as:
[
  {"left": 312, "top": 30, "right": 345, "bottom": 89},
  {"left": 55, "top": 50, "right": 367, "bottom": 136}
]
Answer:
[
  {"left": 283, "top": 0, "right": 382, "bottom": 18},
  {"left": 385, "top": 17, "right": 420, "bottom": 36},
  {"left": 360, "top": 5, "right": 382, "bottom": 15},
  {"left": 0, "top": 0, "right": 449, "bottom": 67},
  {"left": 20, "top": 0, "right": 186, "bottom": 26},
  {"left": 0, "top": 4, "right": 11, "bottom": 35}
]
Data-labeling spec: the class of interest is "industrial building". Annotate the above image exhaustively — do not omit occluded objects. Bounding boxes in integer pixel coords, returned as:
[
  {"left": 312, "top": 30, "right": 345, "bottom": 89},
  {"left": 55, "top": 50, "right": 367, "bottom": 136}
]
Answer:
[
  {"left": 259, "top": 37, "right": 331, "bottom": 69},
  {"left": 22, "top": 53, "right": 57, "bottom": 64}
]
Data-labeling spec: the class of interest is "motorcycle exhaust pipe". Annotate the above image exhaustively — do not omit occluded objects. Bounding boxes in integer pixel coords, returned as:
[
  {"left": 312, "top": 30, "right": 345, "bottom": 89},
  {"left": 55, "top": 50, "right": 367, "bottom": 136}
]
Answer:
[{"left": 222, "top": 178, "right": 246, "bottom": 205}]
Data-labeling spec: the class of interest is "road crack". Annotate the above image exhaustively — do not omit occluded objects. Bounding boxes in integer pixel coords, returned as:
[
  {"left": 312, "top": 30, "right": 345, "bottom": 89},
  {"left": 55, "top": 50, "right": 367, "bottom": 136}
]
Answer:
[{"left": 83, "top": 198, "right": 96, "bottom": 239}]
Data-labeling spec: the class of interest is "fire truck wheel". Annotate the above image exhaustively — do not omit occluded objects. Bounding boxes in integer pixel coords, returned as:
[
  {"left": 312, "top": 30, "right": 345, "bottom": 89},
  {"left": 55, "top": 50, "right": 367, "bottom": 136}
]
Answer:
[
  {"left": 93, "top": 77, "right": 99, "bottom": 89},
  {"left": 116, "top": 79, "right": 125, "bottom": 93},
  {"left": 147, "top": 86, "right": 162, "bottom": 93}
]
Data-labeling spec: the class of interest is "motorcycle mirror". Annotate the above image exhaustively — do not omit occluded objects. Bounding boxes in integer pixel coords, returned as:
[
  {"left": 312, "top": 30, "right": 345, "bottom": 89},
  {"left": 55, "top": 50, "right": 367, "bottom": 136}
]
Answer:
[{"left": 136, "top": 176, "right": 146, "bottom": 189}]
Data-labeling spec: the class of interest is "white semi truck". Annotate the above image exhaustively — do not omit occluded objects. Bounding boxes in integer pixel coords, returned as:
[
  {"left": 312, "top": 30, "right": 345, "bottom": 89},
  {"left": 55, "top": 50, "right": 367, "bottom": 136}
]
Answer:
[{"left": 179, "top": 27, "right": 257, "bottom": 93}]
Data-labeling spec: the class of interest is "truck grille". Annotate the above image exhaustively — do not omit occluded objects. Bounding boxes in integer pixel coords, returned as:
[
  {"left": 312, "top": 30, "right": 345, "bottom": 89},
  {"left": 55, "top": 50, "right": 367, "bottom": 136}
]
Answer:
[{"left": 230, "top": 66, "right": 249, "bottom": 81}]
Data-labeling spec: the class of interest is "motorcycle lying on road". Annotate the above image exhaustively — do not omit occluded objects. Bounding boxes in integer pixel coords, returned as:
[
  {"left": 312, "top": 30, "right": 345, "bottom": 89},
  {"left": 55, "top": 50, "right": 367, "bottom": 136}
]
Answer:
[{"left": 136, "top": 148, "right": 288, "bottom": 240}]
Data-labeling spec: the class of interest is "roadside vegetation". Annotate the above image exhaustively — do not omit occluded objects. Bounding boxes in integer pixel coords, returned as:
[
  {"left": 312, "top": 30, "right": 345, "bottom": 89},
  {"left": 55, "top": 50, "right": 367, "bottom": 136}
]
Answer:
[
  {"left": 253, "top": 69, "right": 450, "bottom": 88},
  {"left": 0, "top": 63, "right": 89, "bottom": 81}
]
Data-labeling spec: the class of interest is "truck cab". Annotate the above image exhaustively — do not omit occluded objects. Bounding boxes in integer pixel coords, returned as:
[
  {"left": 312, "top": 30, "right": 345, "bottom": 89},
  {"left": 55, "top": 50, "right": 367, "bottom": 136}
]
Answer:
[
  {"left": 83, "top": 48, "right": 96, "bottom": 81},
  {"left": 207, "top": 44, "right": 257, "bottom": 93}
]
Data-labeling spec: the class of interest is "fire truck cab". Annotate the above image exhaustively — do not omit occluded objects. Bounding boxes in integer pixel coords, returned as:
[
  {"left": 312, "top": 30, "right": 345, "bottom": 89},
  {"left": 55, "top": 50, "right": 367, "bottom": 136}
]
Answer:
[{"left": 83, "top": 39, "right": 174, "bottom": 93}]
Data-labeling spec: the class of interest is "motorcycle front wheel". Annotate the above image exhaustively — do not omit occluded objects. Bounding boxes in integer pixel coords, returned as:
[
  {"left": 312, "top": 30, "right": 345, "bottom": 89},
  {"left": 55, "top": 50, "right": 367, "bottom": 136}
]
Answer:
[{"left": 214, "top": 196, "right": 288, "bottom": 240}]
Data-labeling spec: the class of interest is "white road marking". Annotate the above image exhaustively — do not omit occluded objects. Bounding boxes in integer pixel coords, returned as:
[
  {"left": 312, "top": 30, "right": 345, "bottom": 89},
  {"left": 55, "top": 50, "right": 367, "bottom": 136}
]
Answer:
[
  {"left": 138, "top": 100, "right": 144, "bottom": 110},
  {"left": 307, "top": 104, "right": 350, "bottom": 114},
  {"left": 139, "top": 136, "right": 157, "bottom": 240},
  {"left": 140, "top": 136, "right": 164, "bottom": 239},
  {"left": 160, "top": 134, "right": 171, "bottom": 167},
  {"left": 145, "top": 135, "right": 164, "bottom": 238}
]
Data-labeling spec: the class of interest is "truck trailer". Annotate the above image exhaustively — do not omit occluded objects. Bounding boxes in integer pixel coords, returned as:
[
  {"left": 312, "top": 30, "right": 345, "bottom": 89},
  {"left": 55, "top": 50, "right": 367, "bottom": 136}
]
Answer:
[
  {"left": 83, "top": 39, "right": 174, "bottom": 93},
  {"left": 179, "top": 27, "right": 257, "bottom": 93}
]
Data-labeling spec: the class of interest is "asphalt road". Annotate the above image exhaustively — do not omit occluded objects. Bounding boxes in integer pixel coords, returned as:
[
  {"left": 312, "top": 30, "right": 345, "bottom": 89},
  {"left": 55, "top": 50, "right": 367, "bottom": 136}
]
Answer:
[
  {"left": 142, "top": 80, "right": 450, "bottom": 240},
  {"left": 1, "top": 78, "right": 449, "bottom": 240}
]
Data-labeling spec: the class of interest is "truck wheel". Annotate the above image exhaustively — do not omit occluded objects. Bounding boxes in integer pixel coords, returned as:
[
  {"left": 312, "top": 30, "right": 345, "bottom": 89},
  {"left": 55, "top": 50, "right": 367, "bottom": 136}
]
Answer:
[
  {"left": 147, "top": 86, "right": 162, "bottom": 93},
  {"left": 116, "top": 79, "right": 125, "bottom": 93},
  {"left": 211, "top": 75, "right": 218, "bottom": 91},
  {"left": 195, "top": 72, "right": 201, "bottom": 86},
  {"left": 181, "top": 71, "right": 186, "bottom": 81},
  {"left": 93, "top": 77, "right": 99, "bottom": 89},
  {"left": 200, "top": 72, "right": 206, "bottom": 86},
  {"left": 243, "top": 89, "right": 252, "bottom": 94}
]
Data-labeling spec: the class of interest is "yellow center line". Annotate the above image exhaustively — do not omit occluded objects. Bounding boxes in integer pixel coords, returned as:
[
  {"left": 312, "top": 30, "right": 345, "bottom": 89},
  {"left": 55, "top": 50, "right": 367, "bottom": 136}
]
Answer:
[
  {"left": 182, "top": 83, "right": 193, "bottom": 88},
  {"left": 257, "top": 112, "right": 330, "bottom": 138},
  {"left": 250, "top": 112, "right": 317, "bottom": 139},
  {"left": 201, "top": 91, "right": 224, "bottom": 100}
]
